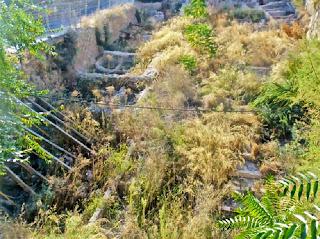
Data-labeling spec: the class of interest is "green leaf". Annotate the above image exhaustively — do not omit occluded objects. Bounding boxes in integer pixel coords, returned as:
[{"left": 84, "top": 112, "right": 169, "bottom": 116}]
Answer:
[
  {"left": 283, "top": 224, "right": 298, "bottom": 239},
  {"left": 305, "top": 212, "right": 318, "bottom": 239},
  {"left": 295, "top": 214, "right": 308, "bottom": 239}
]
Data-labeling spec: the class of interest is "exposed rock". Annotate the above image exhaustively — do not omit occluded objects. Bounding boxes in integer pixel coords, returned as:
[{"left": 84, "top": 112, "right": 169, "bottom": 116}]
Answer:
[
  {"left": 73, "top": 28, "right": 101, "bottom": 72},
  {"left": 88, "top": 188, "right": 112, "bottom": 223},
  {"left": 305, "top": 0, "right": 316, "bottom": 15},
  {"left": 308, "top": 9, "right": 320, "bottom": 39},
  {"left": 261, "top": 0, "right": 296, "bottom": 21}
]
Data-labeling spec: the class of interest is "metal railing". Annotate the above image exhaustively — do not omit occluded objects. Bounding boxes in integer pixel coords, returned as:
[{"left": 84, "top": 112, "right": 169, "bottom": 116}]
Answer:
[{"left": 38, "top": 0, "right": 134, "bottom": 33}]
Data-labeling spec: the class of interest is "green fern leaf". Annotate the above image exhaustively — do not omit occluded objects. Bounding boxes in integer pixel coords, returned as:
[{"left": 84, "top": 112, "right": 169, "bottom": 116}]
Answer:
[
  {"left": 308, "top": 172, "right": 319, "bottom": 199},
  {"left": 242, "top": 193, "right": 274, "bottom": 225},
  {"left": 294, "top": 214, "right": 308, "bottom": 239},
  {"left": 305, "top": 211, "right": 318, "bottom": 239},
  {"left": 283, "top": 223, "right": 298, "bottom": 239}
]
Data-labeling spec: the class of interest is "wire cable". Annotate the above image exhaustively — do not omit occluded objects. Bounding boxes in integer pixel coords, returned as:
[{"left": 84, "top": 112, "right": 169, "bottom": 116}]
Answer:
[{"left": 35, "top": 95, "right": 256, "bottom": 114}]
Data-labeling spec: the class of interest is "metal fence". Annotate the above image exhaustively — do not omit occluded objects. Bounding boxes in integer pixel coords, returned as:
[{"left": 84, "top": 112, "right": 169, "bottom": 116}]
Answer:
[{"left": 39, "top": 0, "right": 134, "bottom": 33}]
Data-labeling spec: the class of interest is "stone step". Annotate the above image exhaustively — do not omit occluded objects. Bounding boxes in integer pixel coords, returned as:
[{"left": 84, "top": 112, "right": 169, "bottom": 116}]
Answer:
[
  {"left": 272, "top": 13, "right": 297, "bottom": 20},
  {"left": 261, "top": 1, "right": 290, "bottom": 9},
  {"left": 233, "top": 169, "right": 262, "bottom": 179},
  {"left": 261, "top": 0, "right": 284, "bottom": 4},
  {"left": 267, "top": 10, "right": 291, "bottom": 17}
]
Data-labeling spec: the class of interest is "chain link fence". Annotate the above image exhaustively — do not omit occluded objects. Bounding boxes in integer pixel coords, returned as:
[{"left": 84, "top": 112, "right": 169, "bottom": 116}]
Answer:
[{"left": 39, "top": 0, "right": 134, "bottom": 33}]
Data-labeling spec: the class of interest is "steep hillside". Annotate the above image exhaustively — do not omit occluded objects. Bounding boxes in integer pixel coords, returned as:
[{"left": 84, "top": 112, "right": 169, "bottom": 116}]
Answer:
[{"left": 3, "top": 0, "right": 320, "bottom": 238}]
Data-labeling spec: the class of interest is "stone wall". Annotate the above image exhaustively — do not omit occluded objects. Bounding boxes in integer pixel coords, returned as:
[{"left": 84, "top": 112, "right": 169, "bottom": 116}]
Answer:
[{"left": 25, "top": 4, "right": 138, "bottom": 95}]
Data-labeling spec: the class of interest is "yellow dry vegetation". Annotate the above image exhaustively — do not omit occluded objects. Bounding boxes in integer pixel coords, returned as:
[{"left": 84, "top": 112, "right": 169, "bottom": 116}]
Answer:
[
  {"left": 133, "top": 17, "right": 199, "bottom": 73},
  {"left": 23, "top": 5, "right": 302, "bottom": 239},
  {"left": 214, "top": 20, "right": 294, "bottom": 66}
]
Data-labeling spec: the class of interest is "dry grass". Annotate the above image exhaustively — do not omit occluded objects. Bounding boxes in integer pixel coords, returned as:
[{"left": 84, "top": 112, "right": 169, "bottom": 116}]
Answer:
[
  {"left": 21, "top": 9, "right": 303, "bottom": 239},
  {"left": 133, "top": 17, "right": 199, "bottom": 73},
  {"left": 281, "top": 22, "right": 305, "bottom": 39},
  {"left": 147, "top": 65, "right": 195, "bottom": 109},
  {"left": 214, "top": 20, "right": 294, "bottom": 67},
  {"left": 174, "top": 113, "right": 260, "bottom": 186},
  {"left": 200, "top": 66, "right": 261, "bottom": 110},
  {"left": 0, "top": 222, "right": 30, "bottom": 239}
]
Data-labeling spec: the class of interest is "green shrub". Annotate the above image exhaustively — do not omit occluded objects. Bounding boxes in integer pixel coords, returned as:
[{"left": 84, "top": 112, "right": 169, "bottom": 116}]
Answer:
[
  {"left": 184, "top": 0, "right": 208, "bottom": 18},
  {"left": 184, "top": 23, "right": 217, "bottom": 57},
  {"left": 253, "top": 40, "right": 320, "bottom": 145},
  {"left": 229, "top": 8, "right": 265, "bottom": 23},
  {"left": 178, "top": 54, "right": 197, "bottom": 72},
  {"left": 252, "top": 79, "right": 305, "bottom": 140}
]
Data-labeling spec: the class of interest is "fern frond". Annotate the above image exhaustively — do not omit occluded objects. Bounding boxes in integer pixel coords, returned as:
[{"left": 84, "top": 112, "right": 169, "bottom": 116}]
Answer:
[
  {"left": 261, "top": 180, "right": 281, "bottom": 217},
  {"left": 241, "top": 193, "right": 274, "bottom": 225},
  {"left": 279, "top": 172, "right": 319, "bottom": 201},
  {"left": 218, "top": 216, "right": 265, "bottom": 230},
  {"left": 234, "top": 227, "right": 269, "bottom": 239}
]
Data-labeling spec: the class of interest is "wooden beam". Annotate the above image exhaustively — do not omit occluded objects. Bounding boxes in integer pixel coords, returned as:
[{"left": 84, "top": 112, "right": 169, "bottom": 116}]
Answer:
[
  {"left": 17, "top": 99, "right": 94, "bottom": 154},
  {"left": 4, "top": 166, "right": 36, "bottom": 196},
  {"left": 28, "top": 99, "right": 92, "bottom": 145},
  {"left": 0, "top": 191, "right": 15, "bottom": 206},
  {"left": 36, "top": 97, "right": 93, "bottom": 139},
  {"left": 23, "top": 126, "right": 76, "bottom": 159},
  {"left": 39, "top": 147, "right": 72, "bottom": 171},
  {"left": 15, "top": 162, "right": 49, "bottom": 183}
]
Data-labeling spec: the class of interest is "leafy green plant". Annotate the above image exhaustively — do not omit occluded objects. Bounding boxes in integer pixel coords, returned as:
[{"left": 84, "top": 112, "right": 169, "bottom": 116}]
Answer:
[
  {"left": 219, "top": 173, "right": 320, "bottom": 239},
  {"left": 184, "top": 0, "right": 208, "bottom": 18},
  {"left": 253, "top": 40, "right": 320, "bottom": 162},
  {"left": 184, "top": 23, "right": 217, "bottom": 57},
  {"left": 0, "top": 0, "right": 52, "bottom": 173},
  {"left": 252, "top": 79, "right": 305, "bottom": 140},
  {"left": 179, "top": 54, "right": 197, "bottom": 73}
]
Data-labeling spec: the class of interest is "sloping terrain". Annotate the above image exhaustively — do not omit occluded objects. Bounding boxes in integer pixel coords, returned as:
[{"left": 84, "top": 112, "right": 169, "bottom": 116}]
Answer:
[{"left": 3, "top": 0, "right": 320, "bottom": 238}]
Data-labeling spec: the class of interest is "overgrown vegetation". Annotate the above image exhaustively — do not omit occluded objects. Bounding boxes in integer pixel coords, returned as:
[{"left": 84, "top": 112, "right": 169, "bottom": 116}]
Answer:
[
  {"left": 3, "top": 0, "right": 319, "bottom": 238},
  {"left": 0, "top": 0, "right": 51, "bottom": 172},
  {"left": 184, "top": 0, "right": 208, "bottom": 18},
  {"left": 253, "top": 40, "right": 320, "bottom": 171}
]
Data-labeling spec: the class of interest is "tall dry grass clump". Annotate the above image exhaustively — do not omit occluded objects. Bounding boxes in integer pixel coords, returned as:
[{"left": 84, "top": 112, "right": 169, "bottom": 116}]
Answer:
[
  {"left": 133, "top": 17, "right": 201, "bottom": 74},
  {"left": 200, "top": 66, "right": 261, "bottom": 110},
  {"left": 214, "top": 20, "right": 293, "bottom": 67}
]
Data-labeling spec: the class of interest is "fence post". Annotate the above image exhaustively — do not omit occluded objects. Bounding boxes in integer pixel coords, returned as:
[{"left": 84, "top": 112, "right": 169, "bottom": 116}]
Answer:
[
  {"left": 85, "top": 0, "right": 88, "bottom": 16},
  {"left": 69, "top": 3, "right": 72, "bottom": 28},
  {"left": 45, "top": 11, "right": 50, "bottom": 33}
]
